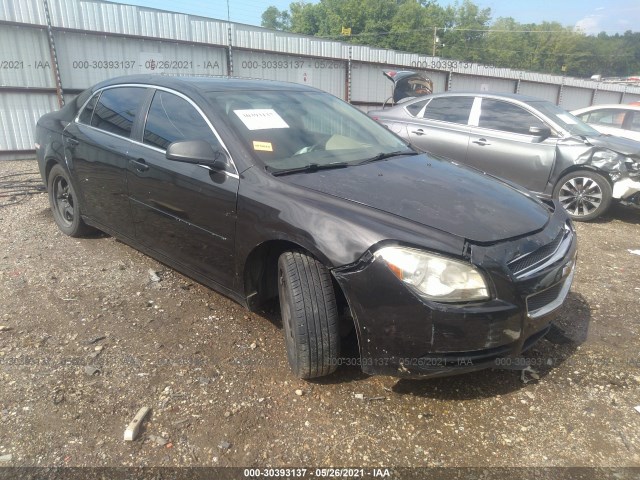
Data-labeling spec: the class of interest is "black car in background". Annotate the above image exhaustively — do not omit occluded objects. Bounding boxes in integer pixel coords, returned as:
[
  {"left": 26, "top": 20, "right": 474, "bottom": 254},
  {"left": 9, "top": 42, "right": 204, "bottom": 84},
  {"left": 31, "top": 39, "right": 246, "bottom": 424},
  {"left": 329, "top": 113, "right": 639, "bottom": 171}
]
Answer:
[
  {"left": 36, "top": 75, "right": 576, "bottom": 379},
  {"left": 370, "top": 91, "right": 640, "bottom": 221}
]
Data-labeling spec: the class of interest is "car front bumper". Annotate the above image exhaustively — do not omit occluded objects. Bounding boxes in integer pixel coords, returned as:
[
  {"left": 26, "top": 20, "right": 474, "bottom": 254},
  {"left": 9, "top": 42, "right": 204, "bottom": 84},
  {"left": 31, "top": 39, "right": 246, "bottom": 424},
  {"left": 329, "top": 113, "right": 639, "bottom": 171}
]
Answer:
[{"left": 333, "top": 208, "right": 577, "bottom": 378}]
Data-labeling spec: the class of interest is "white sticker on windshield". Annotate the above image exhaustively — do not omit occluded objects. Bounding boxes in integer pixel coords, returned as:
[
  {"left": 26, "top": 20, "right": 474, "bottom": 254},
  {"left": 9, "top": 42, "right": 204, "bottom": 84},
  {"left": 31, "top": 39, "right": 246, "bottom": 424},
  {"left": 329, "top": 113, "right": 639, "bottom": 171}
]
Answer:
[
  {"left": 234, "top": 109, "right": 290, "bottom": 130},
  {"left": 557, "top": 113, "right": 578, "bottom": 124}
]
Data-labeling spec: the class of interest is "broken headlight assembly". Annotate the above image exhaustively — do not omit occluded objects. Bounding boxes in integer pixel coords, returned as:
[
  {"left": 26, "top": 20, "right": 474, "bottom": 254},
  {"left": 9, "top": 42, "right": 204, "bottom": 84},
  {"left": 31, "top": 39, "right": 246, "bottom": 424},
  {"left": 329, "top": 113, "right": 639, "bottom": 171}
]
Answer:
[
  {"left": 375, "top": 246, "right": 490, "bottom": 303},
  {"left": 625, "top": 158, "right": 640, "bottom": 177}
]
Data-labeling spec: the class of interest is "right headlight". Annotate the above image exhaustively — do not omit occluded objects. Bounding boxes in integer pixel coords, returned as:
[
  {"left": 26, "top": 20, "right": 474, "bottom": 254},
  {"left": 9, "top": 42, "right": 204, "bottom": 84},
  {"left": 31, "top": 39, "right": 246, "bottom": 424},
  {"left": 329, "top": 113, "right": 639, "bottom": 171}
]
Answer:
[{"left": 374, "top": 246, "right": 490, "bottom": 303}]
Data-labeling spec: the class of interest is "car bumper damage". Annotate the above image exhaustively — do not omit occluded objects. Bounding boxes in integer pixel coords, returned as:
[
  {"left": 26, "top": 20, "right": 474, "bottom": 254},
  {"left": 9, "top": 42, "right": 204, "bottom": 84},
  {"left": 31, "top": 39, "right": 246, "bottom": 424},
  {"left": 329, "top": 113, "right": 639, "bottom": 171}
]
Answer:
[
  {"left": 557, "top": 136, "right": 640, "bottom": 206},
  {"left": 333, "top": 207, "right": 577, "bottom": 378}
]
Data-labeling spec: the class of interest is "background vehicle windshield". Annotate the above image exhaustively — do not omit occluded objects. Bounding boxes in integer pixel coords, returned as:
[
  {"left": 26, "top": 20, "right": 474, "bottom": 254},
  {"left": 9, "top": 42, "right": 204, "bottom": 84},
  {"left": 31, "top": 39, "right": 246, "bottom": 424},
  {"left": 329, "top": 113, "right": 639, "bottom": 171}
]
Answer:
[
  {"left": 207, "top": 91, "right": 410, "bottom": 171},
  {"left": 528, "top": 101, "right": 601, "bottom": 137}
]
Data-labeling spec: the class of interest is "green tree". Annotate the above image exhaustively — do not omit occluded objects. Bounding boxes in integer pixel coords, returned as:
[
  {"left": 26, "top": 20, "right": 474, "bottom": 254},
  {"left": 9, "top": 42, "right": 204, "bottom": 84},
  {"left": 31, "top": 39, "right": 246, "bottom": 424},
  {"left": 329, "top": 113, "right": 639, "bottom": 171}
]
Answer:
[
  {"left": 261, "top": 0, "right": 640, "bottom": 78},
  {"left": 261, "top": 6, "right": 291, "bottom": 31}
]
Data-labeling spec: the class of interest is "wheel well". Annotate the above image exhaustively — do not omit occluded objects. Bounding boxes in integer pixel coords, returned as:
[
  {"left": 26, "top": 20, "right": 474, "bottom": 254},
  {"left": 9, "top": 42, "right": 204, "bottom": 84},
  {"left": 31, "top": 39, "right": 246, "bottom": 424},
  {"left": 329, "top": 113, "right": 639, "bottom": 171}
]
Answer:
[
  {"left": 243, "top": 240, "right": 349, "bottom": 316},
  {"left": 554, "top": 165, "right": 613, "bottom": 189},
  {"left": 44, "top": 157, "right": 60, "bottom": 184}
]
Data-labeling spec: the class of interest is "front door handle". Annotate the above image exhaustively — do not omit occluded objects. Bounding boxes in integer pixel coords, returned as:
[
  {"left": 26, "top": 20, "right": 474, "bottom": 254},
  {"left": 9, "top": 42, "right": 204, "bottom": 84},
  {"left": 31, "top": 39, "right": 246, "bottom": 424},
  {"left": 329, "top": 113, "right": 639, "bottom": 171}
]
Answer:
[
  {"left": 411, "top": 129, "right": 425, "bottom": 136},
  {"left": 129, "top": 158, "right": 149, "bottom": 172},
  {"left": 472, "top": 138, "right": 490, "bottom": 146}
]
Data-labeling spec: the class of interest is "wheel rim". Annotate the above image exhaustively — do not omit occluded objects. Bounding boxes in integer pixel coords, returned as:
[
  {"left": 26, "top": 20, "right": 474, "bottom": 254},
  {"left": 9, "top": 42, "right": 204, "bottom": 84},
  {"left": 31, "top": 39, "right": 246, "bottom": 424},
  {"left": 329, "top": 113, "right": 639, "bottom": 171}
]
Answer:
[
  {"left": 558, "top": 176, "right": 603, "bottom": 217},
  {"left": 52, "top": 175, "right": 75, "bottom": 227}
]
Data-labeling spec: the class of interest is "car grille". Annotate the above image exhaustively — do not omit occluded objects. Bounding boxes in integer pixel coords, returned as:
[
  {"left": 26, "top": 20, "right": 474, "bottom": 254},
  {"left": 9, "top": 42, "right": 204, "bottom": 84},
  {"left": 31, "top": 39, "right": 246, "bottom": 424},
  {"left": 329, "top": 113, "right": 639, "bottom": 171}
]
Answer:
[
  {"left": 508, "top": 222, "right": 572, "bottom": 279},
  {"left": 526, "top": 268, "right": 574, "bottom": 318}
]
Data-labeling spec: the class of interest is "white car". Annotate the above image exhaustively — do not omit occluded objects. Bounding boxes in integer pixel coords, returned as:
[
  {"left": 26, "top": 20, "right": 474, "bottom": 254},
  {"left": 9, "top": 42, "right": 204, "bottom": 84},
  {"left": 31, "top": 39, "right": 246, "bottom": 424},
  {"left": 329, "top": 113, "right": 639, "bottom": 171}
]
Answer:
[{"left": 571, "top": 104, "right": 640, "bottom": 142}]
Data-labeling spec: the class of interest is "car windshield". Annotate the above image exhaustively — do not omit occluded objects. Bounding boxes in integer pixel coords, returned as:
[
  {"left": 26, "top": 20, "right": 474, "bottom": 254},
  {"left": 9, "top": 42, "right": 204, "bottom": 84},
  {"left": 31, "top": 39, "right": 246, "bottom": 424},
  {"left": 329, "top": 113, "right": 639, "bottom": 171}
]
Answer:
[
  {"left": 528, "top": 101, "right": 601, "bottom": 137},
  {"left": 207, "top": 90, "right": 410, "bottom": 172}
]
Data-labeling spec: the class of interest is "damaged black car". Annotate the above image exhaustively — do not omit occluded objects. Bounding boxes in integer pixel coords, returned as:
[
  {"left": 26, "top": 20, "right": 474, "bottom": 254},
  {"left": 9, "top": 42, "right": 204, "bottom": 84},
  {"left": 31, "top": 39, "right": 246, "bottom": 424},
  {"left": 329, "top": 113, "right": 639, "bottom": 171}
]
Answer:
[
  {"left": 36, "top": 75, "right": 577, "bottom": 379},
  {"left": 370, "top": 90, "right": 640, "bottom": 221}
]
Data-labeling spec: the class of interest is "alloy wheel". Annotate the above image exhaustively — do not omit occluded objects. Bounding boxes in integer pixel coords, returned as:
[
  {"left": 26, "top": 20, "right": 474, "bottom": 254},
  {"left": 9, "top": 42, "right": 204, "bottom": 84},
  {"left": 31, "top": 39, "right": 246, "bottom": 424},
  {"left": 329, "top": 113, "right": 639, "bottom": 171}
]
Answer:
[{"left": 557, "top": 176, "right": 603, "bottom": 217}]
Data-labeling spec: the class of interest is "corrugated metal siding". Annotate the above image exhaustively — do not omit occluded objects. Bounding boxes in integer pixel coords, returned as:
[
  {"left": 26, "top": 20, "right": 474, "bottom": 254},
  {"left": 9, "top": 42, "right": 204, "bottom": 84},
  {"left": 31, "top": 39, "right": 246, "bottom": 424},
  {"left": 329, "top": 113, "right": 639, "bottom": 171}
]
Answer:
[
  {"left": 623, "top": 93, "right": 640, "bottom": 104},
  {"left": 450, "top": 74, "right": 516, "bottom": 94},
  {"left": 234, "top": 27, "right": 344, "bottom": 58},
  {"left": 0, "top": 93, "right": 58, "bottom": 150},
  {"left": 0, "top": 0, "right": 46, "bottom": 25},
  {"left": 3, "top": 0, "right": 640, "bottom": 158},
  {"left": 517, "top": 82, "right": 559, "bottom": 103},
  {"left": 560, "top": 86, "right": 593, "bottom": 110},
  {"left": 0, "top": 25, "right": 53, "bottom": 88},
  {"left": 593, "top": 90, "right": 623, "bottom": 105},
  {"left": 55, "top": 31, "right": 227, "bottom": 89},
  {"left": 234, "top": 50, "right": 345, "bottom": 99}
]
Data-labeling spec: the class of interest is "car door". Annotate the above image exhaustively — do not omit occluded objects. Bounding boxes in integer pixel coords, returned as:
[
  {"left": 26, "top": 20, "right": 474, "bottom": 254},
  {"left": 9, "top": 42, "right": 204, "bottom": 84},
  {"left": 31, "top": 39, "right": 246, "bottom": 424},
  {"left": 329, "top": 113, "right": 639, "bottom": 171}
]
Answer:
[
  {"left": 406, "top": 96, "right": 474, "bottom": 161},
  {"left": 63, "top": 86, "right": 150, "bottom": 238},
  {"left": 125, "top": 88, "right": 239, "bottom": 288},
  {"left": 465, "top": 98, "right": 557, "bottom": 193}
]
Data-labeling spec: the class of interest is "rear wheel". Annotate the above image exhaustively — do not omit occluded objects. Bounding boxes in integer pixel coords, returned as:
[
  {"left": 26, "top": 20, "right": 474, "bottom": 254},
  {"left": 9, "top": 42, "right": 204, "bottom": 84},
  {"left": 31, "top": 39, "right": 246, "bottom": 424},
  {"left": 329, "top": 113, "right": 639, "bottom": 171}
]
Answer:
[
  {"left": 47, "top": 164, "right": 94, "bottom": 237},
  {"left": 277, "top": 251, "right": 340, "bottom": 379},
  {"left": 553, "top": 171, "right": 612, "bottom": 221}
]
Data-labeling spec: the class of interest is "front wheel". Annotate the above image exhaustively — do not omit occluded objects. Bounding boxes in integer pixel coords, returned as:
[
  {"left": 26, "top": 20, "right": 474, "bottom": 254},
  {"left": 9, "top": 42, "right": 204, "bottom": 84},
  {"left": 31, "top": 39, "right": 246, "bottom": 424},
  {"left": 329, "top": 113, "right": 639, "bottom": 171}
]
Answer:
[
  {"left": 277, "top": 251, "right": 340, "bottom": 379},
  {"left": 553, "top": 171, "right": 612, "bottom": 221},
  {"left": 47, "top": 164, "right": 94, "bottom": 237}
]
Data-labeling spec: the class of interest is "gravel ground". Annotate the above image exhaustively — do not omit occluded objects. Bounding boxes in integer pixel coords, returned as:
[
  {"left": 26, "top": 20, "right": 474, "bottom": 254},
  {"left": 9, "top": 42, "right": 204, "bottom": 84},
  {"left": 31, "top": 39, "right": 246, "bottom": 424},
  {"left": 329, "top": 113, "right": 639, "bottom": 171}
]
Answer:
[{"left": 0, "top": 159, "right": 639, "bottom": 470}]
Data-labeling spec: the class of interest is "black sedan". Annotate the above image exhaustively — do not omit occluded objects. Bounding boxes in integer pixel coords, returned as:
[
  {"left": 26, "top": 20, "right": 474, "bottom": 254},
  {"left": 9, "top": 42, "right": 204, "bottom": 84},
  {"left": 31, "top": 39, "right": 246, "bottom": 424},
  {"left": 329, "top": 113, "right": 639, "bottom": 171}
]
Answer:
[{"left": 36, "top": 75, "right": 577, "bottom": 379}]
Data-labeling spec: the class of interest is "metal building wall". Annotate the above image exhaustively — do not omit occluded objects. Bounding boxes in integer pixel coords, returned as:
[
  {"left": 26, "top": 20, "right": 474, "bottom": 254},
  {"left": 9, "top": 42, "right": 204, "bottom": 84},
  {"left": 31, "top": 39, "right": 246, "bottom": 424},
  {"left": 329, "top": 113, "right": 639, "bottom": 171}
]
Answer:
[
  {"left": 593, "top": 90, "right": 623, "bottom": 105},
  {"left": 54, "top": 31, "right": 228, "bottom": 89},
  {"left": 560, "top": 86, "right": 595, "bottom": 111},
  {"left": 2, "top": 0, "right": 640, "bottom": 158},
  {"left": 0, "top": 26, "right": 53, "bottom": 88},
  {"left": 450, "top": 74, "right": 516, "bottom": 94},
  {"left": 0, "top": 93, "right": 58, "bottom": 151},
  {"left": 234, "top": 50, "right": 345, "bottom": 98},
  {"left": 624, "top": 93, "right": 640, "bottom": 104},
  {"left": 517, "top": 82, "right": 560, "bottom": 103}
]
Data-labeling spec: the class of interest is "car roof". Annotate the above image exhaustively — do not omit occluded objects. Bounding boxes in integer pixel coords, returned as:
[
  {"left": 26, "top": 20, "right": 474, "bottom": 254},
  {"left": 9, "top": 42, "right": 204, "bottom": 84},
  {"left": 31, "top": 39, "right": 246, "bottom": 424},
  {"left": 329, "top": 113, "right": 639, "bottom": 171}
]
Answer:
[
  {"left": 91, "top": 74, "right": 318, "bottom": 95},
  {"left": 571, "top": 104, "right": 640, "bottom": 112},
  {"left": 424, "top": 91, "right": 550, "bottom": 103}
]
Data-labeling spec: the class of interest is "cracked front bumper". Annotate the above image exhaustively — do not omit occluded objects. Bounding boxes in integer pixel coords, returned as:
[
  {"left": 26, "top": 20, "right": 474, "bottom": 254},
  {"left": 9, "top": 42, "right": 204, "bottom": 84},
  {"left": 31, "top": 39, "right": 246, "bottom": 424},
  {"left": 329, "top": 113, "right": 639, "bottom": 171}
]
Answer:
[
  {"left": 612, "top": 177, "right": 640, "bottom": 200},
  {"left": 333, "top": 210, "right": 577, "bottom": 378}
]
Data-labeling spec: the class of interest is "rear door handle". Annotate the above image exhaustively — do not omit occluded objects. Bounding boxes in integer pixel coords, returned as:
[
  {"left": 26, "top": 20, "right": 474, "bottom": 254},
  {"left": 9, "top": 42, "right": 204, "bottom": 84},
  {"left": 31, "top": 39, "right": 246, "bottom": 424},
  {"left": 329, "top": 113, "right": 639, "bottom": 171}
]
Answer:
[
  {"left": 65, "top": 137, "right": 79, "bottom": 146},
  {"left": 129, "top": 158, "right": 149, "bottom": 172},
  {"left": 411, "top": 129, "right": 425, "bottom": 136},
  {"left": 472, "top": 138, "right": 490, "bottom": 146}
]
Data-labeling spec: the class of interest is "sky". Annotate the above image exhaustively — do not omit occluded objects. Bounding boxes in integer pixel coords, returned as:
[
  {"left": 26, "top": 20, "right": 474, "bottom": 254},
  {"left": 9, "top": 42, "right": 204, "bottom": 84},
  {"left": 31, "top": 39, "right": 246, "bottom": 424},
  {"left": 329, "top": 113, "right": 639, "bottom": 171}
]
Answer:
[{"left": 110, "top": 0, "right": 640, "bottom": 35}]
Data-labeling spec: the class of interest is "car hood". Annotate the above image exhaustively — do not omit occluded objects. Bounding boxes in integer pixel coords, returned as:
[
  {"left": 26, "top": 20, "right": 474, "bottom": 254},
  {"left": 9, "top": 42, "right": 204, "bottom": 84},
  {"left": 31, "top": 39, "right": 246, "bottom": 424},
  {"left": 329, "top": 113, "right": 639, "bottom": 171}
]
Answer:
[
  {"left": 585, "top": 134, "right": 640, "bottom": 156},
  {"left": 283, "top": 154, "right": 550, "bottom": 243}
]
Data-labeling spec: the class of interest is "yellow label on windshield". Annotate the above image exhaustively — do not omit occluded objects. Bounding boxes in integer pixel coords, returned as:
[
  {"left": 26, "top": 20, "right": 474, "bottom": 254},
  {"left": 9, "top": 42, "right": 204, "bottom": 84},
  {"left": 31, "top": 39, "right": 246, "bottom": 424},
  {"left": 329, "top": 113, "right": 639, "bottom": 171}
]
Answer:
[{"left": 253, "top": 141, "right": 273, "bottom": 152}]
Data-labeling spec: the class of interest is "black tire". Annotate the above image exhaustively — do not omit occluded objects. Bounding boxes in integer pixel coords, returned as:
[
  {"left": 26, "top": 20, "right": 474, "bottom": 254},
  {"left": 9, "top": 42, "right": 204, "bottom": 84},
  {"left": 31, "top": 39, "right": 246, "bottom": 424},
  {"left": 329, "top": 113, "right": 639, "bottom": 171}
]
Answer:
[
  {"left": 553, "top": 170, "right": 612, "bottom": 221},
  {"left": 47, "top": 163, "right": 94, "bottom": 237},
  {"left": 277, "top": 251, "right": 340, "bottom": 379}
]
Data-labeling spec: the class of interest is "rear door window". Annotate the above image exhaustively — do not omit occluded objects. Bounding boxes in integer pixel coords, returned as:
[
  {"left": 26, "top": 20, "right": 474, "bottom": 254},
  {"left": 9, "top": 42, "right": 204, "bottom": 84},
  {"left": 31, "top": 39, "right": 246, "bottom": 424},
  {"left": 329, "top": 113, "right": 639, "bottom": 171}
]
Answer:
[
  {"left": 423, "top": 97, "right": 473, "bottom": 124},
  {"left": 478, "top": 99, "right": 546, "bottom": 135},
  {"left": 405, "top": 99, "right": 429, "bottom": 117},
  {"left": 90, "top": 87, "right": 147, "bottom": 138}
]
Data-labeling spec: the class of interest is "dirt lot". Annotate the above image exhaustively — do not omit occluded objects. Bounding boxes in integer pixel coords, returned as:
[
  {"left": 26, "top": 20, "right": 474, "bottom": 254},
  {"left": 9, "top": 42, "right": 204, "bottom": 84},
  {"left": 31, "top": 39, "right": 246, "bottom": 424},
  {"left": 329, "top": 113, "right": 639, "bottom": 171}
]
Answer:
[{"left": 1, "top": 159, "right": 639, "bottom": 472}]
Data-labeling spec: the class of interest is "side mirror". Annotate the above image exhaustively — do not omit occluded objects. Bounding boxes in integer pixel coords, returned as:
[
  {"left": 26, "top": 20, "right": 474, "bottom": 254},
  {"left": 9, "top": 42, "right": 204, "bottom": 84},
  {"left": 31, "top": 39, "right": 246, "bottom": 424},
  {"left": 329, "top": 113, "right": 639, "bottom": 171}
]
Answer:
[
  {"left": 529, "top": 126, "right": 551, "bottom": 141},
  {"left": 166, "top": 140, "right": 228, "bottom": 169}
]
